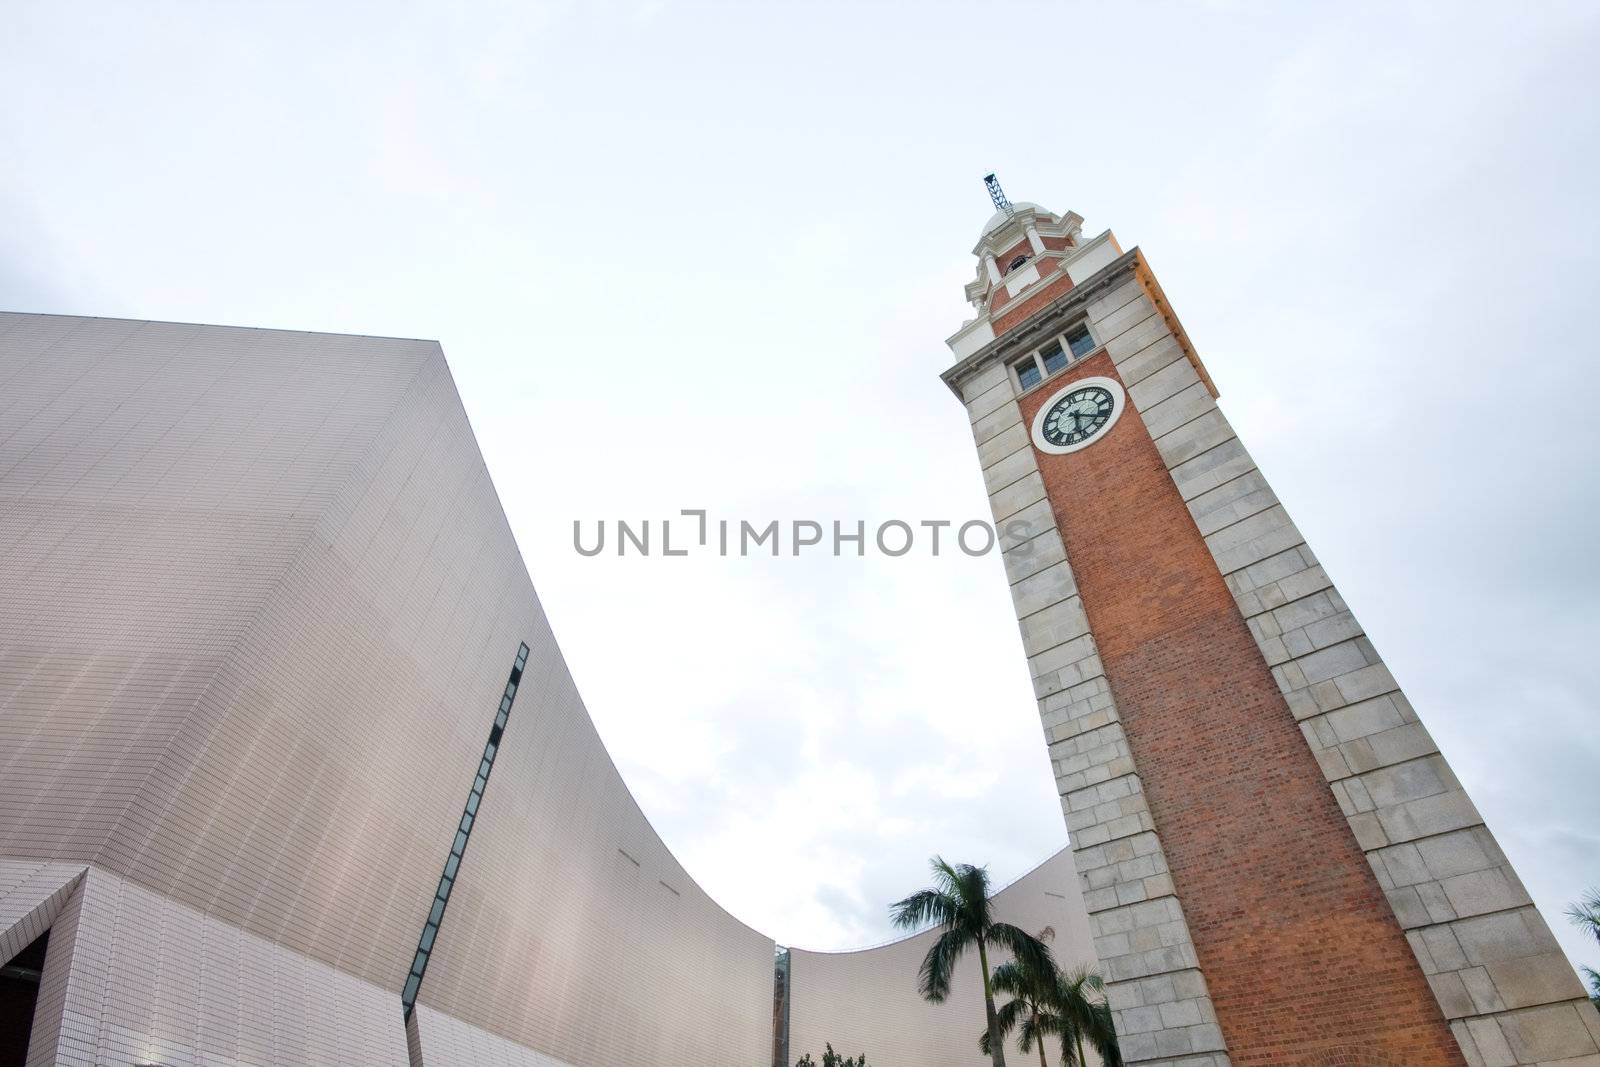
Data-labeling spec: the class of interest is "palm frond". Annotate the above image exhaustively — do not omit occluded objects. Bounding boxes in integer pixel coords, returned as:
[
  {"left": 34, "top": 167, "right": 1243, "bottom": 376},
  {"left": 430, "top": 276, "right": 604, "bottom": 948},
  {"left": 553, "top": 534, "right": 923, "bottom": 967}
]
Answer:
[
  {"left": 918, "top": 927, "right": 967, "bottom": 1002},
  {"left": 989, "top": 960, "right": 1028, "bottom": 998},
  {"left": 987, "top": 921, "right": 1056, "bottom": 985},
  {"left": 1058, "top": 1024, "right": 1082, "bottom": 1067},
  {"left": 997, "top": 996, "right": 1026, "bottom": 1041},
  {"left": 979, "top": 993, "right": 1037, "bottom": 1056},
  {"left": 889, "top": 887, "right": 959, "bottom": 932},
  {"left": 1568, "top": 888, "right": 1600, "bottom": 941},
  {"left": 1089, "top": 999, "right": 1123, "bottom": 1067},
  {"left": 1047, "top": 964, "right": 1120, "bottom": 1067},
  {"left": 955, "top": 862, "right": 993, "bottom": 931}
]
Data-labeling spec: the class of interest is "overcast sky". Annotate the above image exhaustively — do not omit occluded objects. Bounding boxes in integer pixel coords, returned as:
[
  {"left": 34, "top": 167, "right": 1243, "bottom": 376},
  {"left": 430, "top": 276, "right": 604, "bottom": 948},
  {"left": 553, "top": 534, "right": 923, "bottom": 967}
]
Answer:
[{"left": 4, "top": 0, "right": 1598, "bottom": 977}]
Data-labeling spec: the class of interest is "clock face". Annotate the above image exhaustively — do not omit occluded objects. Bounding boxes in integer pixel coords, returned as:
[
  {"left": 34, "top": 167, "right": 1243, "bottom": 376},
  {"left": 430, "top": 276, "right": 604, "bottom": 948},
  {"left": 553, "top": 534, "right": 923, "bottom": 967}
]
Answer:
[{"left": 1031, "top": 376, "right": 1125, "bottom": 455}]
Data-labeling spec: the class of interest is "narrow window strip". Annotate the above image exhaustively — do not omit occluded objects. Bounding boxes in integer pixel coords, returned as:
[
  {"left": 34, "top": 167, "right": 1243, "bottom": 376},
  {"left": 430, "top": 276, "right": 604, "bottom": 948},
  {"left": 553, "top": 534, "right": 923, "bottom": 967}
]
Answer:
[{"left": 400, "top": 642, "right": 529, "bottom": 1018}]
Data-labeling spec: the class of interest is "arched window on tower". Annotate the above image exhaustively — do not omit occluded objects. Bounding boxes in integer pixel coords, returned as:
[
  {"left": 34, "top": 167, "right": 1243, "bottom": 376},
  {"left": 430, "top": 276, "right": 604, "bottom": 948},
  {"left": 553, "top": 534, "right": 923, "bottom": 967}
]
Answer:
[{"left": 1005, "top": 254, "right": 1029, "bottom": 274}]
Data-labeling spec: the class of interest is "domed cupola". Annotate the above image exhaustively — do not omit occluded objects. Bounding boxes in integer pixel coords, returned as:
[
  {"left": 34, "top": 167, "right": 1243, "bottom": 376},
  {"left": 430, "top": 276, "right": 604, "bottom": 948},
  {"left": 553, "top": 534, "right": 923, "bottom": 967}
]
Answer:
[{"left": 947, "top": 174, "right": 1124, "bottom": 362}]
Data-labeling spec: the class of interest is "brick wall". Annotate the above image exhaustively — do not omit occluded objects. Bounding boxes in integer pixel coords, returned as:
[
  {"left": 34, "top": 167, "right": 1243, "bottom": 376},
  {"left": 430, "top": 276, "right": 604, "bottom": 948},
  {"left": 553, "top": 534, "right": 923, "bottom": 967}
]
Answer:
[
  {"left": 1017, "top": 351, "right": 1463, "bottom": 1066},
  {"left": 993, "top": 267, "right": 1072, "bottom": 334}
]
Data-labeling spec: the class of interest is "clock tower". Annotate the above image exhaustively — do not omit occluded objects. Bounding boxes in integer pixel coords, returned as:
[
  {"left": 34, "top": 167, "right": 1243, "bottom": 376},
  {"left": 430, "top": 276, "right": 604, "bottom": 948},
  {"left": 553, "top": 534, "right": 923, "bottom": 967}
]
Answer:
[{"left": 943, "top": 185, "right": 1600, "bottom": 1066}]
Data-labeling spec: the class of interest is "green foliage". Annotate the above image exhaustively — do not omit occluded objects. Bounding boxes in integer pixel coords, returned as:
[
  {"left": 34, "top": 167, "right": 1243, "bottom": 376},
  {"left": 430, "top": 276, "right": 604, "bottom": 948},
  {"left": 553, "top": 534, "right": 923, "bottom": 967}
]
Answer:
[
  {"left": 794, "top": 1042, "right": 867, "bottom": 1067},
  {"left": 1571, "top": 888, "right": 1600, "bottom": 941},
  {"left": 1571, "top": 887, "right": 1600, "bottom": 1009},
  {"left": 890, "top": 856, "right": 1056, "bottom": 1066},
  {"left": 977, "top": 931, "right": 1123, "bottom": 1067}
]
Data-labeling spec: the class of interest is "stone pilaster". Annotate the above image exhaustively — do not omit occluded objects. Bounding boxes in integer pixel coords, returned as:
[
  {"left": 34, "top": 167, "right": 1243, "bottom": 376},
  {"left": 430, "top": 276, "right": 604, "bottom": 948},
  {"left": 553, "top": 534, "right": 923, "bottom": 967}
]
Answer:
[
  {"left": 1088, "top": 260, "right": 1600, "bottom": 1067},
  {"left": 956, "top": 364, "right": 1231, "bottom": 1067}
]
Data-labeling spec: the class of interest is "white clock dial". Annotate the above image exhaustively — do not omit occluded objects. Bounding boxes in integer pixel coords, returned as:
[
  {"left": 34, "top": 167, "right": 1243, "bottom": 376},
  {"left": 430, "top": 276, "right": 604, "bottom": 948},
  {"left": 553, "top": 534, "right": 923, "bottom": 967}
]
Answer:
[{"left": 1030, "top": 376, "right": 1126, "bottom": 455}]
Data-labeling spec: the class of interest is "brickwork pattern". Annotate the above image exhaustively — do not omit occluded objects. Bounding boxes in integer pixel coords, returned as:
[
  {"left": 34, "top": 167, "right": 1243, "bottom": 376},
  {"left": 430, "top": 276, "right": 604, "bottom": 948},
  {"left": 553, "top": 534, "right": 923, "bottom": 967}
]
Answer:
[
  {"left": 1017, "top": 345, "right": 1463, "bottom": 1066},
  {"left": 1085, "top": 268, "right": 1600, "bottom": 1066},
  {"left": 956, "top": 355, "right": 1228, "bottom": 1067},
  {"left": 993, "top": 269, "right": 1074, "bottom": 335},
  {"left": 948, "top": 252, "right": 1600, "bottom": 1066}
]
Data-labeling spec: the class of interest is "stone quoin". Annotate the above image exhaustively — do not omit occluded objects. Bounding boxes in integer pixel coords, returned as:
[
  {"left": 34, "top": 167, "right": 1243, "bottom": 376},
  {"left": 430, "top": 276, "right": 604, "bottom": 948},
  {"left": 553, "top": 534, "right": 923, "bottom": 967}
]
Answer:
[{"left": 942, "top": 191, "right": 1600, "bottom": 1066}]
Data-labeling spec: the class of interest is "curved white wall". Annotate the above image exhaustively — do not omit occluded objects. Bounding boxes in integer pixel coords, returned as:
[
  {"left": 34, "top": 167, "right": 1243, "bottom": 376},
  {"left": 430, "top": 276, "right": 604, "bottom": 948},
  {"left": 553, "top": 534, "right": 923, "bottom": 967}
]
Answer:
[
  {"left": 789, "top": 849, "right": 1096, "bottom": 1067},
  {"left": 0, "top": 313, "right": 1097, "bottom": 1067}
]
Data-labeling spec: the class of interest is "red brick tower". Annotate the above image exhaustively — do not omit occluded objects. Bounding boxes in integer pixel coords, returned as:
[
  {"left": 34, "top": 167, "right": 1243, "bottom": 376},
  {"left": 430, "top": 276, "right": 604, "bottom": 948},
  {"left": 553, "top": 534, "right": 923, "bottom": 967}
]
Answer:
[{"left": 942, "top": 184, "right": 1600, "bottom": 1066}]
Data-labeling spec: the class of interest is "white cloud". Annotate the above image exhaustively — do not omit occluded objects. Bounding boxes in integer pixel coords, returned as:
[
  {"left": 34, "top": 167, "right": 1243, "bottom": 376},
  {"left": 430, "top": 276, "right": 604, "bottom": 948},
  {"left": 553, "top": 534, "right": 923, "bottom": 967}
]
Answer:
[{"left": 2, "top": 0, "right": 1597, "bottom": 980}]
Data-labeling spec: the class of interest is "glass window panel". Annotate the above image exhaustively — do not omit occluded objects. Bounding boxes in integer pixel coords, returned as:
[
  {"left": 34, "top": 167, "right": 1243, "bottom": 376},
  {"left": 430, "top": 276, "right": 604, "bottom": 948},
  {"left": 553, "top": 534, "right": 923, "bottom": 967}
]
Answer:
[
  {"left": 1016, "top": 360, "right": 1042, "bottom": 390},
  {"left": 404, "top": 644, "right": 532, "bottom": 1017},
  {"left": 1040, "top": 341, "right": 1067, "bottom": 375},
  {"left": 1067, "top": 324, "right": 1095, "bottom": 357}
]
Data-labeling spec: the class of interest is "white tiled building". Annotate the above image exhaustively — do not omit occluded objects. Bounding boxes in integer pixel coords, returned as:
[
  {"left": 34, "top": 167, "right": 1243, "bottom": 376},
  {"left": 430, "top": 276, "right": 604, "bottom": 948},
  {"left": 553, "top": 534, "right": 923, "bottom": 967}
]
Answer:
[{"left": 0, "top": 311, "right": 1096, "bottom": 1066}]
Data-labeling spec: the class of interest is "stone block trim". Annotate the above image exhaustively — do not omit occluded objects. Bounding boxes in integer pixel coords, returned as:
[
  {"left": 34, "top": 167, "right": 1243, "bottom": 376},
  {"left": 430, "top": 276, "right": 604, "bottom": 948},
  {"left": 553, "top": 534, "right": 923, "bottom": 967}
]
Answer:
[
  {"left": 1014, "top": 338, "right": 1465, "bottom": 1065},
  {"left": 1094, "top": 264, "right": 1600, "bottom": 1065},
  {"left": 965, "top": 354, "right": 1229, "bottom": 1066}
]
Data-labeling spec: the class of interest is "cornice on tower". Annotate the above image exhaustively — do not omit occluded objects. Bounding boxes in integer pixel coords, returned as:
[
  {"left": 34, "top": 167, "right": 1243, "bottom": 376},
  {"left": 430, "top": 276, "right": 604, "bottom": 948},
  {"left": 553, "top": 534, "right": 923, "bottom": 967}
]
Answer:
[{"left": 948, "top": 199, "right": 1126, "bottom": 363}]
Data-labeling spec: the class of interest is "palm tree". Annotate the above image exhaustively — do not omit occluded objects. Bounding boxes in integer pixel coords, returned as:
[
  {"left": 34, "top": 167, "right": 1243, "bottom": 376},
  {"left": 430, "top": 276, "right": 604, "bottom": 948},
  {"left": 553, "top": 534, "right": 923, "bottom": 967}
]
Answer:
[
  {"left": 1051, "top": 966, "right": 1122, "bottom": 1067},
  {"left": 890, "top": 857, "right": 1055, "bottom": 1067},
  {"left": 1568, "top": 888, "right": 1600, "bottom": 1009},
  {"left": 978, "top": 929, "right": 1123, "bottom": 1067},
  {"left": 979, "top": 940, "right": 1060, "bottom": 1067}
]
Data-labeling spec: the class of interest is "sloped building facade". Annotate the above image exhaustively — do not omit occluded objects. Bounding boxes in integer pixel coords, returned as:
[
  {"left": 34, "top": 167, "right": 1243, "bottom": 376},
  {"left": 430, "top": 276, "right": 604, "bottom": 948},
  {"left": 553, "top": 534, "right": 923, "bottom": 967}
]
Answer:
[{"left": 0, "top": 311, "right": 1096, "bottom": 1066}]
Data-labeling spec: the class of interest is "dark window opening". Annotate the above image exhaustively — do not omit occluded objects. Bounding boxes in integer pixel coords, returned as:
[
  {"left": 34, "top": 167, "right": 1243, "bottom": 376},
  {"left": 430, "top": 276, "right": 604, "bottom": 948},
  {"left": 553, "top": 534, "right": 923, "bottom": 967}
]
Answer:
[
  {"left": 1040, "top": 340, "right": 1068, "bottom": 376},
  {"left": 0, "top": 930, "right": 49, "bottom": 1067},
  {"left": 1006, "top": 254, "right": 1029, "bottom": 273},
  {"left": 771, "top": 947, "right": 791, "bottom": 1067},
  {"left": 1066, "top": 323, "right": 1095, "bottom": 358},
  {"left": 1015, "top": 360, "right": 1042, "bottom": 391}
]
